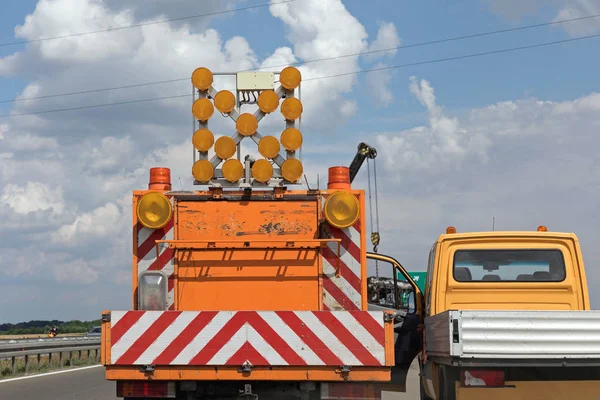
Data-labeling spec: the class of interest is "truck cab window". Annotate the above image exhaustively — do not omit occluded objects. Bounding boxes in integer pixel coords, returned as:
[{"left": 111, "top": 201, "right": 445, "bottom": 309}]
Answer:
[
  {"left": 367, "top": 257, "right": 414, "bottom": 312},
  {"left": 425, "top": 244, "right": 436, "bottom": 316},
  {"left": 453, "top": 249, "right": 566, "bottom": 282}
]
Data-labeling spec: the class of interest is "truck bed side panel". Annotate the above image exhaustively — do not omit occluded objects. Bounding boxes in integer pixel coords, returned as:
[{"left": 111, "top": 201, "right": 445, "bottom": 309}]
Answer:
[{"left": 426, "top": 310, "right": 600, "bottom": 360}]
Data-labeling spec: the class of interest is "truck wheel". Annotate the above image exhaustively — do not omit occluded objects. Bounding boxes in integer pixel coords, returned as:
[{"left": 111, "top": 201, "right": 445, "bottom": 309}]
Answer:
[{"left": 438, "top": 365, "right": 457, "bottom": 400}]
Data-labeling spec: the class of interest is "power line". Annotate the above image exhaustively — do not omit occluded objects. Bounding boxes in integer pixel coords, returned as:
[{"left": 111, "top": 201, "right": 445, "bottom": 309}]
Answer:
[
  {"left": 1, "top": 32, "right": 599, "bottom": 119},
  {"left": 304, "top": 32, "right": 600, "bottom": 81},
  {"left": 0, "top": 94, "right": 191, "bottom": 118},
  {"left": 2, "top": 12, "right": 599, "bottom": 105},
  {"left": 0, "top": 0, "right": 298, "bottom": 48}
]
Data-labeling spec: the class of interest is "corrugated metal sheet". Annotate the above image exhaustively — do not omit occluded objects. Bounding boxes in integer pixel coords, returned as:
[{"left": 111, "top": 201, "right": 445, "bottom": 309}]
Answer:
[{"left": 426, "top": 310, "right": 600, "bottom": 359}]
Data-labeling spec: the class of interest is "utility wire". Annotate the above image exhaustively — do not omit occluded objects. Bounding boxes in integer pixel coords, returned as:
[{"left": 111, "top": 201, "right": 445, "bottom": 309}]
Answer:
[
  {"left": 0, "top": 0, "right": 298, "bottom": 48},
  {"left": 1, "top": 32, "right": 599, "bottom": 118},
  {"left": 2, "top": 12, "right": 599, "bottom": 105}
]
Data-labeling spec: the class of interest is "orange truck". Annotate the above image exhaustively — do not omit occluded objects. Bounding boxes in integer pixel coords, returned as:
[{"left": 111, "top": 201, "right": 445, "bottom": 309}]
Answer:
[{"left": 100, "top": 66, "right": 424, "bottom": 399}]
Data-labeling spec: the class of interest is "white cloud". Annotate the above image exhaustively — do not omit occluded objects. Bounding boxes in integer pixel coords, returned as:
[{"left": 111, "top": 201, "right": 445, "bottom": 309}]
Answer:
[
  {"left": 0, "top": 182, "right": 65, "bottom": 215},
  {"left": 366, "top": 64, "right": 394, "bottom": 107},
  {"left": 554, "top": 0, "right": 600, "bottom": 35},
  {"left": 53, "top": 203, "right": 123, "bottom": 245},
  {"left": 365, "top": 21, "right": 401, "bottom": 61}
]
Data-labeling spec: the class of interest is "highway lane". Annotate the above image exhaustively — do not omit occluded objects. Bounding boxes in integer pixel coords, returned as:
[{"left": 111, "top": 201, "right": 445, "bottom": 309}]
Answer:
[
  {"left": 0, "top": 366, "right": 115, "bottom": 400},
  {"left": 0, "top": 362, "right": 421, "bottom": 399}
]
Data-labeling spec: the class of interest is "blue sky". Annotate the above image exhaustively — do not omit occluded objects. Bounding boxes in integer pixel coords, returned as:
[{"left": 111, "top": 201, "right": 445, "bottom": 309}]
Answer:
[{"left": 1, "top": 0, "right": 600, "bottom": 322}]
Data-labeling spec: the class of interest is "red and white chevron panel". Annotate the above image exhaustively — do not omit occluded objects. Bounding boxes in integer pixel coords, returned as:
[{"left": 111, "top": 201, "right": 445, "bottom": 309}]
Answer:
[
  {"left": 109, "top": 311, "right": 386, "bottom": 367},
  {"left": 321, "top": 194, "right": 363, "bottom": 311},
  {"left": 136, "top": 195, "right": 175, "bottom": 310}
]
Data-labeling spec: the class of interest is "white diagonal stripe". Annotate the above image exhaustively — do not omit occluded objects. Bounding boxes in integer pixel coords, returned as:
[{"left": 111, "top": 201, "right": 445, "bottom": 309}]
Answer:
[
  {"left": 332, "top": 312, "right": 385, "bottom": 364},
  {"left": 328, "top": 241, "right": 361, "bottom": 280},
  {"left": 323, "top": 288, "right": 344, "bottom": 311},
  {"left": 111, "top": 312, "right": 162, "bottom": 363},
  {"left": 111, "top": 311, "right": 126, "bottom": 328},
  {"left": 208, "top": 323, "right": 247, "bottom": 365},
  {"left": 247, "top": 325, "right": 287, "bottom": 365},
  {"left": 258, "top": 312, "right": 324, "bottom": 366},
  {"left": 322, "top": 258, "right": 361, "bottom": 306},
  {"left": 137, "top": 227, "right": 154, "bottom": 249},
  {"left": 299, "top": 312, "right": 361, "bottom": 366},
  {"left": 369, "top": 311, "right": 385, "bottom": 328},
  {"left": 172, "top": 311, "right": 235, "bottom": 364},
  {"left": 134, "top": 312, "right": 199, "bottom": 365}
]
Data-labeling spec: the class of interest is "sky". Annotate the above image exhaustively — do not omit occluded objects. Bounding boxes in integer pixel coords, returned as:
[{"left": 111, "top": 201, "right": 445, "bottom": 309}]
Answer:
[{"left": 1, "top": 0, "right": 599, "bottom": 322}]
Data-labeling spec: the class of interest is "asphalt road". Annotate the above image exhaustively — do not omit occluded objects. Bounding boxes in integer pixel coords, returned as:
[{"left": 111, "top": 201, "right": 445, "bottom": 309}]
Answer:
[{"left": 0, "top": 363, "right": 421, "bottom": 400}]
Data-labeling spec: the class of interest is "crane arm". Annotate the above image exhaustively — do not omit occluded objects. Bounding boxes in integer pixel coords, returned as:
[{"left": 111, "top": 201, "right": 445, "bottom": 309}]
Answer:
[{"left": 348, "top": 142, "right": 377, "bottom": 183}]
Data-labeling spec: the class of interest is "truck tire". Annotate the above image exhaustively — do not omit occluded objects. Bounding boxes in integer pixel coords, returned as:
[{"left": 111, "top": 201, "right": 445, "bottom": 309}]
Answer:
[{"left": 438, "top": 365, "right": 457, "bottom": 400}]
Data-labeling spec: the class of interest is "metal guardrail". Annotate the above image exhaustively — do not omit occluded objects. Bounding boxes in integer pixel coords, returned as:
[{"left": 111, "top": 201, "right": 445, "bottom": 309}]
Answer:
[{"left": 0, "top": 337, "right": 101, "bottom": 376}]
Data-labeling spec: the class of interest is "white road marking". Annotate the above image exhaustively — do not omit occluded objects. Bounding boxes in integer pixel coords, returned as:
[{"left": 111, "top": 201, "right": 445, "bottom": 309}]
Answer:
[{"left": 0, "top": 365, "right": 102, "bottom": 384}]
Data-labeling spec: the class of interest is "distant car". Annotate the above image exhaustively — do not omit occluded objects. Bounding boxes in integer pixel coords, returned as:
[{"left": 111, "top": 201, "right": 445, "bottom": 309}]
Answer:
[{"left": 86, "top": 326, "right": 101, "bottom": 337}]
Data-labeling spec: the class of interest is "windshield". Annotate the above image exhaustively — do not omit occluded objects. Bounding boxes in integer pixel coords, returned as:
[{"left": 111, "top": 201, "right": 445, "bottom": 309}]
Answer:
[{"left": 453, "top": 249, "right": 566, "bottom": 282}]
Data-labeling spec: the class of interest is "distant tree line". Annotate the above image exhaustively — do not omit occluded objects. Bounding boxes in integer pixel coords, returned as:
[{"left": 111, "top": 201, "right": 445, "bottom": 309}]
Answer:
[{"left": 0, "top": 319, "right": 101, "bottom": 335}]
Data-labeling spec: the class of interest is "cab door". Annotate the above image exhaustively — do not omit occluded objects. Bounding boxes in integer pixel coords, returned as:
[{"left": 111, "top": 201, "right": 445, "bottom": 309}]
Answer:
[{"left": 367, "top": 252, "right": 424, "bottom": 391}]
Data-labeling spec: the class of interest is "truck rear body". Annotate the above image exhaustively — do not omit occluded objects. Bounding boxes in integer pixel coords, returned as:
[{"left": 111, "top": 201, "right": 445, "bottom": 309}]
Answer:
[
  {"left": 420, "top": 228, "right": 600, "bottom": 399},
  {"left": 102, "top": 189, "right": 396, "bottom": 389}
]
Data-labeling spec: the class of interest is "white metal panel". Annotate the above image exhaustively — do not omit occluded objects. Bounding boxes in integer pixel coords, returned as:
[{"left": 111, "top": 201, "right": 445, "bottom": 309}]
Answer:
[
  {"left": 236, "top": 72, "right": 275, "bottom": 90},
  {"left": 427, "top": 310, "right": 600, "bottom": 359}
]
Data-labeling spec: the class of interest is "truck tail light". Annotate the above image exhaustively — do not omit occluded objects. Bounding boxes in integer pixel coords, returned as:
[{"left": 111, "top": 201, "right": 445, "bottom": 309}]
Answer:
[
  {"left": 139, "top": 270, "right": 168, "bottom": 310},
  {"left": 461, "top": 370, "right": 505, "bottom": 387},
  {"left": 117, "top": 381, "right": 176, "bottom": 398}
]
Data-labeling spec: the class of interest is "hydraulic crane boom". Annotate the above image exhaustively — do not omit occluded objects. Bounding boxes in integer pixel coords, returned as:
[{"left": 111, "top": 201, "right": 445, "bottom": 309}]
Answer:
[{"left": 349, "top": 142, "right": 377, "bottom": 183}]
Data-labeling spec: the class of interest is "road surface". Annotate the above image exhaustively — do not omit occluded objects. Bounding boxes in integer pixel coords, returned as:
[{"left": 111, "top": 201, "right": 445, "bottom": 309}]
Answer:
[{"left": 0, "top": 362, "right": 420, "bottom": 399}]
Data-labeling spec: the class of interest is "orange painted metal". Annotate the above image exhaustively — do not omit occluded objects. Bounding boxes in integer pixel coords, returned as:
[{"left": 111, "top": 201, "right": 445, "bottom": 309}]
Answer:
[
  {"left": 105, "top": 366, "right": 391, "bottom": 382},
  {"left": 327, "top": 166, "right": 351, "bottom": 189},
  {"left": 148, "top": 167, "right": 172, "bottom": 191}
]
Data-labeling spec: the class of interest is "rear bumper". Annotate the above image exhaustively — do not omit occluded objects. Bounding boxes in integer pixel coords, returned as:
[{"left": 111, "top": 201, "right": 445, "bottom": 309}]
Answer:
[
  {"left": 102, "top": 309, "right": 395, "bottom": 382},
  {"left": 105, "top": 365, "right": 391, "bottom": 382}
]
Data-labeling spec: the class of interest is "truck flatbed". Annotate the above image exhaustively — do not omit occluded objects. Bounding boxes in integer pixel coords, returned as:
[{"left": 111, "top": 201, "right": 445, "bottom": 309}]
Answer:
[{"left": 425, "top": 310, "right": 600, "bottom": 366}]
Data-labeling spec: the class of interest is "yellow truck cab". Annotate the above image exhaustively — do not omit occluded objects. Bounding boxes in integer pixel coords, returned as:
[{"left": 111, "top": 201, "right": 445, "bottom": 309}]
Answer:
[{"left": 418, "top": 226, "right": 600, "bottom": 400}]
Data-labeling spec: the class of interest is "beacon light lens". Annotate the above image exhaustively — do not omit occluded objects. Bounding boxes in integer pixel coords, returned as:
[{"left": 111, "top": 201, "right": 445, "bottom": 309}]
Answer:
[
  {"left": 191, "top": 67, "right": 213, "bottom": 91},
  {"left": 136, "top": 192, "right": 172, "bottom": 229},
  {"left": 252, "top": 159, "right": 273, "bottom": 183},
  {"left": 236, "top": 113, "right": 259, "bottom": 136},
  {"left": 192, "top": 129, "right": 214, "bottom": 152},
  {"left": 280, "top": 128, "right": 303, "bottom": 151},
  {"left": 281, "top": 97, "right": 303, "bottom": 121},
  {"left": 192, "top": 160, "right": 214, "bottom": 183},
  {"left": 257, "top": 90, "right": 280, "bottom": 114},
  {"left": 192, "top": 98, "right": 214, "bottom": 121},
  {"left": 280, "top": 66, "right": 302, "bottom": 90},
  {"left": 222, "top": 159, "right": 244, "bottom": 183},
  {"left": 281, "top": 158, "right": 303, "bottom": 182},
  {"left": 258, "top": 136, "right": 281, "bottom": 159},
  {"left": 214, "top": 136, "right": 237, "bottom": 159},
  {"left": 214, "top": 90, "right": 236, "bottom": 114},
  {"left": 323, "top": 191, "right": 360, "bottom": 229}
]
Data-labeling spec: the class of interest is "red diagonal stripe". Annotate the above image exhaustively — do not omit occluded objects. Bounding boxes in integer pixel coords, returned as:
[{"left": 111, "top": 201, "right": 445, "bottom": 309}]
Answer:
[
  {"left": 247, "top": 313, "right": 306, "bottom": 366},
  {"left": 137, "top": 219, "right": 174, "bottom": 261},
  {"left": 148, "top": 248, "right": 174, "bottom": 271},
  {"left": 322, "top": 274, "right": 360, "bottom": 311},
  {"left": 168, "top": 274, "right": 175, "bottom": 292},
  {"left": 276, "top": 311, "right": 342, "bottom": 365},
  {"left": 115, "top": 311, "right": 182, "bottom": 365},
  {"left": 322, "top": 247, "right": 361, "bottom": 293},
  {"left": 112, "top": 311, "right": 145, "bottom": 345},
  {"left": 190, "top": 313, "right": 248, "bottom": 364},
  {"left": 329, "top": 226, "right": 361, "bottom": 263},
  {"left": 225, "top": 342, "right": 269, "bottom": 366},
  {"left": 353, "top": 219, "right": 361, "bottom": 234},
  {"left": 315, "top": 312, "right": 381, "bottom": 366},
  {"left": 152, "top": 311, "right": 218, "bottom": 365},
  {"left": 350, "top": 312, "right": 385, "bottom": 347}
]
